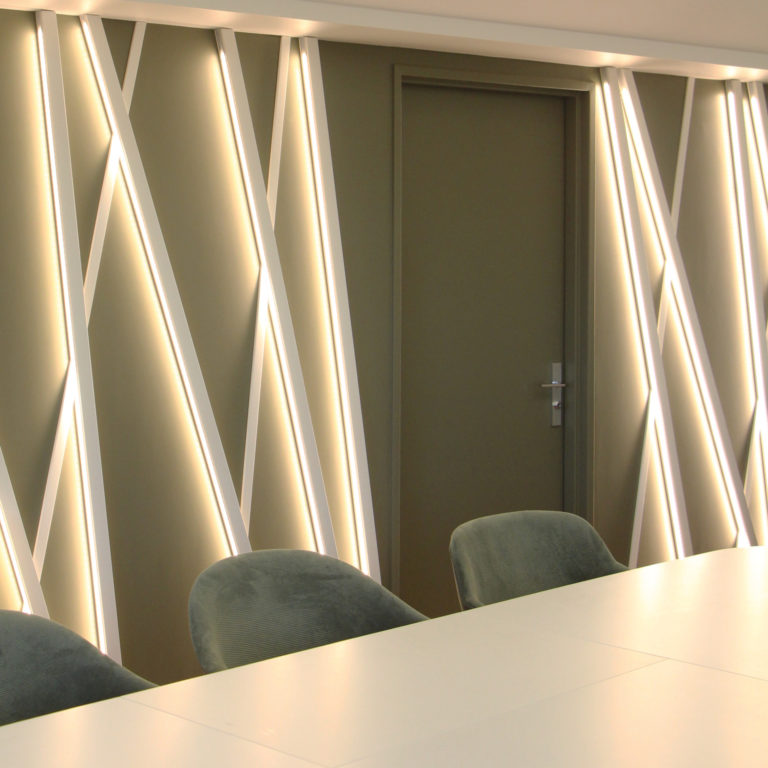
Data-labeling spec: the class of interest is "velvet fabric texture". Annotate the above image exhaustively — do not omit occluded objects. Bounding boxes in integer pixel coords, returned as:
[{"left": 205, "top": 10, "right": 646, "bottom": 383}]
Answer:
[
  {"left": 449, "top": 510, "right": 627, "bottom": 610},
  {"left": 189, "top": 549, "right": 427, "bottom": 672},
  {"left": 0, "top": 609, "right": 154, "bottom": 726}
]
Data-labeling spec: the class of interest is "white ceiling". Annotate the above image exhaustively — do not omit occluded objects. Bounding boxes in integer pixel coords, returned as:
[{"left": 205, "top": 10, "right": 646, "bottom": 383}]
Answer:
[
  {"left": 9, "top": 0, "right": 768, "bottom": 79},
  {"left": 318, "top": 0, "right": 768, "bottom": 56}
]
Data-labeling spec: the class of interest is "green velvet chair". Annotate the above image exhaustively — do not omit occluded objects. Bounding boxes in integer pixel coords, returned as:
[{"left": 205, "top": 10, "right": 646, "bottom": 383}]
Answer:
[
  {"left": 449, "top": 509, "right": 627, "bottom": 610},
  {"left": 189, "top": 549, "right": 427, "bottom": 672},
  {"left": 0, "top": 609, "right": 154, "bottom": 726}
]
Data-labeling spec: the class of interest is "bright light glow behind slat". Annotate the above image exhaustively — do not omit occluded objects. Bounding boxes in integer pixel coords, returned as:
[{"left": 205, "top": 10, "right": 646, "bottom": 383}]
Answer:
[
  {"left": 600, "top": 71, "right": 689, "bottom": 558},
  {"left": 81, "top": 16, "right": 242, "bottom": 557},
  {"left": 0, "top": 509, "right": 30, "bottom": 613},
  {"left": 37, "top": 15, "right": 109, "bottom": 650},
  {"left": 217, "top": 40, "right": 327, "bottom": 554},
  {"left": 725, "top": 81, "right": 768, "bottom": 543},
  {"left": 299, "top": 45, "right": 369, "bottom": 575},
  {"left": 619, "top": 75, "right": 751, "bottom": 546}
]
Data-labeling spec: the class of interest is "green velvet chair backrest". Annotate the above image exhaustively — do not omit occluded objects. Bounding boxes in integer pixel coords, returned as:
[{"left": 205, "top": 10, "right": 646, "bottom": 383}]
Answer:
[
  {"left": 449, "top": 510, "right": 627, "bottom": 610},
  {"left": 189, "top": 549, "right": 427, "bottom": 673},
  {"left": 0, "top": 609, "right": 154, "bottom": 726}
]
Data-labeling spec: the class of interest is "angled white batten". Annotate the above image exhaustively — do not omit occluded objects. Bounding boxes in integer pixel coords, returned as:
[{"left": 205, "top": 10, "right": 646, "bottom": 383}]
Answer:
[
  {"left": 299, "top": 37, "right": 380, "bottom": 580},
  {"left": 38, "top": 22, "right": 147, "bottom": 576},
  {"left": 37, "top": 10, "right": 120, "bottom": 658},
  {"left": 726, "top": 79, "right": 768, "bottom": 539},
  {"left": 81, "top": 14, "right": 250, "bottom": 557},
  {"left": 600, "top": 67, "right": 692, "bottom": 563},
  {"left": 621, "top": 70, "right": 754, "bottom": 548},
  {"left": 0, "top": 444, "right": 48, "bottom": 616},
  {"left": 84, "top": 21, "right": 145, "bottom": 321},
  {"left": 216, "top": 28, "right": 336, "bottom": 555}
]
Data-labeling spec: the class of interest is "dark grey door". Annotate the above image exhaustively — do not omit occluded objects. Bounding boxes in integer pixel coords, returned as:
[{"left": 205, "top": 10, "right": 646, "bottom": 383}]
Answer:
[{"left": 398, "top": 83, "right": 568, "bottom": 616}]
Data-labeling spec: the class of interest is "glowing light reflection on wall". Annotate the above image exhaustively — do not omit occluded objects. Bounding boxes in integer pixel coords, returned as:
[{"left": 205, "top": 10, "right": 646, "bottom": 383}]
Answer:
[
  {"left": 299, "top": 41, "right": 371, "bottom": 576},
  {"left": 37, "top": 12, "right": 113, "bottom": 653},
  {"left": 725, "top": 81, "right": 768, "bottom": 541},
  {"left": 216, "top": 34, "right": 329, "bottom": 554},
  {"left": 81, "top": 15, "right": 244, "bottom": 558},
  {"left": 620, "top": 73, "right": 752, "bottom": 547},
  {"left": 600, "top": 69, "right": 690, "bottom": 559}
]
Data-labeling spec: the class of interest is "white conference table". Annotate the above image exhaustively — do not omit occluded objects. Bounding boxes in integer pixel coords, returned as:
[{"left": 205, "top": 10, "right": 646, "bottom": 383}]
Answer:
[{"left": 3, "top": 546, "right": 768, "bottom": 766}]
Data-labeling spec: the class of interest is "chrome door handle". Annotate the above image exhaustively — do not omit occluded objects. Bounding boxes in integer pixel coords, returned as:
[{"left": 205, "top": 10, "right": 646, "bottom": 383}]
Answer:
[{"left": 541, "top": 363, "right": 564, "bottom": 427}]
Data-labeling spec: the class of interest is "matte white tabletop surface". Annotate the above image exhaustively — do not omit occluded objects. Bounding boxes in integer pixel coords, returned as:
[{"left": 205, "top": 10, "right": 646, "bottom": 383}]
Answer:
[{"left": 3, "top": 547, "right": 768, "bottom": 767}]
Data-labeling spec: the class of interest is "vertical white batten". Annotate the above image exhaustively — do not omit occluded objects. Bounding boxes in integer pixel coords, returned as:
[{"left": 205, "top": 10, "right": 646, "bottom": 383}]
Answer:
[
  {"left": 601, "top": 67, "right": 692, "bottom": 559},
  {"left": 216, "top": 28, "right": 336, "bottom": 556},
  {"left": 621, "top": 70, "right": 754, "bottom": 546},
  {"left": 81, "top": 14, "right": 249, "bottom": 557},
  {"left": 299, "top": 37, "right": 380, "bottom": 580},
  {"left": 37, "top": 10, "right": 120, "bottom": 657}
]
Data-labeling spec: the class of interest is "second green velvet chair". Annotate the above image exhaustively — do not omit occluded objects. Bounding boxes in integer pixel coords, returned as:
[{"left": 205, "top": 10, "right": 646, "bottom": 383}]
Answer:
[
  {"left": 449, "top": 509, "right": 627, "bottom": 610},
  {"left": 189, "top": 549, "right": 427, "bottom": 672}
]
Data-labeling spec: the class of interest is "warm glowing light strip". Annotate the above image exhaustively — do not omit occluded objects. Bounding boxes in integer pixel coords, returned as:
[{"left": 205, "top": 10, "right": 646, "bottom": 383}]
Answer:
[
  {"left": 215, "top": 29, "right": 335, "bottom": 555},
  {"left": 0, "top": 445, "right": 47, "bottom": 615},
  {"left": 37, "top": 11, "right": 119, "bottom": 656},
  {"left": 600, "top": 68, "right": 691, "bottom": 559},
  {"left": 81, "top": 15, "right": 249, "bottom": 558},
  {"left": 84, "top": 22, "right": 146, "bottom": 321},
  {"left": 730, "top": 79, "right": 768, "bottom": 538},
  {"left": 299, "top": 38, "right": 379, "bottom": 579},
  {"left": 34, "top": 367, "right": 75, "bottom": 573},
  {"left": 629, "top": 404, "right": 652, "bottom": 568},
  {"left": 239, "top": 273, "right": 269, "bottom": 531},
  {"left": 726, "top": 83, "right": 768, "bottom": 410},
  {"left": 266, "top": 37, "right": 291, "bottom": 222},
  {"left": 670, "top": 78, "right": 695, "bottom": 231},
  {"left": 620, "top": 71, "right": 753, "bottom": 546}
]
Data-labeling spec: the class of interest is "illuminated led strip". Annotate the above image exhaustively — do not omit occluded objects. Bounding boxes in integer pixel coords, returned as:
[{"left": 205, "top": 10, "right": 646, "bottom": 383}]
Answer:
[
  {"left": 299, "top": 38, "right": 379, "bottom": 579},
  {"left": 34, "top": 368, "right": 74, "bottom": 573},
  {"left": 216, "top": 29, "right": 335, "bottom": 555},
  {"left": 238, "top": 36, "right": 289, "bottom": 530},
  {"left": 266, "top": 37, "right": 291, "bottom": 222},
  {"left": 37, "top": 11, "right": 119, "bottom": 656},
  {"left": 620, "top": 70, "right": 754, "bottom": 548},
  {"left": 726, "top": 79, "right": 768, "bottom": 538},
  {"left": 81, "top": 15, "right": 249, "bottom": 558},
  {"left": 600, "top": 68, "right": 692, "bottom": 560},
  {"left": 0, "top": 444, "right": 47, "bottom": 615},
  {"left": 670, "top": 78, "right": 695, "bottom": 232},
  {"left": 84, "top": 21, "right": 145, "bottom": 321},
  {"left": 37, "top": 23, "right": 146, "bottom": 576}
]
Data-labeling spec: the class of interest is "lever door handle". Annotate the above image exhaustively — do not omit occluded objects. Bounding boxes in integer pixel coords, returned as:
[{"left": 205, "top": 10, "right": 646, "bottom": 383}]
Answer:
[{"left": 543, "top": 363, "right": 564, "bottom": 427}]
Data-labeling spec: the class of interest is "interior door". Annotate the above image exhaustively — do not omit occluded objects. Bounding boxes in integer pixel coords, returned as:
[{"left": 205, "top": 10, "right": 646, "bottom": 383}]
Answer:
[{"left": 397, "top": 81, "right": 570, "bottom": 617}]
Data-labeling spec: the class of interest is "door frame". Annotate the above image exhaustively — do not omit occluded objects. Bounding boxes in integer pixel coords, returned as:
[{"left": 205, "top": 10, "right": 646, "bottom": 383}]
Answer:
[{"left": 391, "top": 66, "right": 595, "bottom": 592}]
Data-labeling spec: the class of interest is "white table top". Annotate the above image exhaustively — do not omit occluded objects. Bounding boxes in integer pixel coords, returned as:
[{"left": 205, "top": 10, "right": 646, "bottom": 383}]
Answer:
[{"left": 3, "top": 547, "right": 768, "bottom": 767}]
